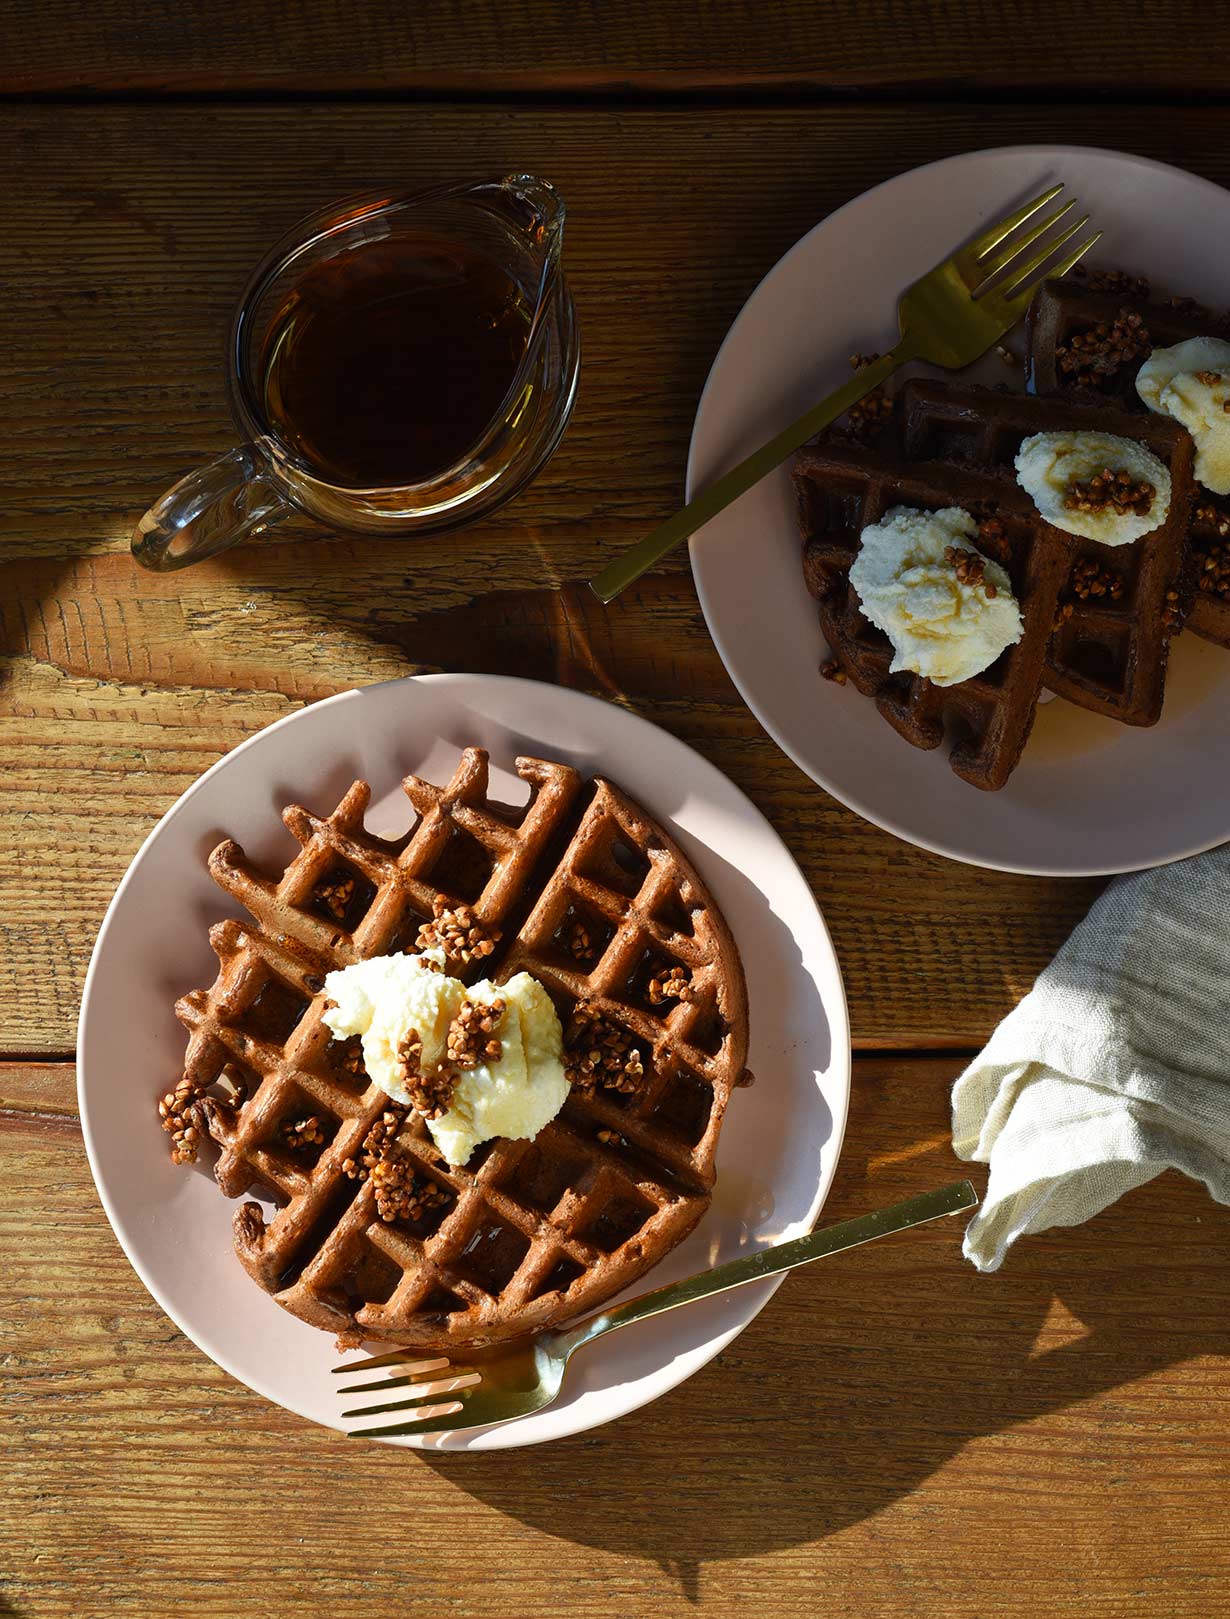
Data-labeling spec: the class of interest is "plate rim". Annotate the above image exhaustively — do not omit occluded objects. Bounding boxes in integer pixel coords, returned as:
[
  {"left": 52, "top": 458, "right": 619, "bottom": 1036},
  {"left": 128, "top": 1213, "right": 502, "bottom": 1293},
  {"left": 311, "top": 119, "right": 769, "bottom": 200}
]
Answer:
[
  {"left": 76, "top": 671, "right": 851, "bottom": 1447},
  {"left": 687, "top": 142, "right": 1230, "bottom": 877}
]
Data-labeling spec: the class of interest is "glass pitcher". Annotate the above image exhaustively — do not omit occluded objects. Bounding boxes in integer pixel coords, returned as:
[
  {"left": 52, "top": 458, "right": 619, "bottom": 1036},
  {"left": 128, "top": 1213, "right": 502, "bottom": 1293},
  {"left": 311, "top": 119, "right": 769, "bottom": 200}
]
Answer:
[{"left": 132, "top": 175, "right": 580, "bottom": 571}]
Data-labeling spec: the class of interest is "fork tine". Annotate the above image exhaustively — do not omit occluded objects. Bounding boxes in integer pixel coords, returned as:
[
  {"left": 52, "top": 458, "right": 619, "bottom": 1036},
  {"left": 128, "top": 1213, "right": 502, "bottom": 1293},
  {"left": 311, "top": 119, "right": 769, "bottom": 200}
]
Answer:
[
  {"left": 972, "top": 198, "right": 1075, "bottom": 285},
  {"left": 997, "top": 213, "right": 1091, "bottom": 296},
  {"left": 347, "top": 1403, "right": 479, "bottom": 1439},
  {"left": 1030, "top": 229, "right": 1103, "bottom": 291},
  {"left": 341, "top": 1368, "right": 476, "bottom": 1395},
  {"left": 341, "top": 1372, "right": 446, "bottom": 1398},
  {"left": 343, "top": 1375, "right": 480, "bottom": 1419},
  {"left": 966, "top": 183, "right": 1064, "bottom": 261},
  {"left": 998, "top": 226, "right": 1101, "bottom": 312},
  {"left": 332, "top": 1350, "right": 451, "bottom": 1376}
]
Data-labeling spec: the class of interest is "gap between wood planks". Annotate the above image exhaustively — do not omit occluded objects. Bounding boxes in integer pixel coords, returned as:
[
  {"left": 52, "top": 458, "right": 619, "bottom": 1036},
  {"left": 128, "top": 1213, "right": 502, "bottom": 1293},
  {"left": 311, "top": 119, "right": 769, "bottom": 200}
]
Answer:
[{"left": 5, "top": 82, "right": 1230, "bottom": 107}]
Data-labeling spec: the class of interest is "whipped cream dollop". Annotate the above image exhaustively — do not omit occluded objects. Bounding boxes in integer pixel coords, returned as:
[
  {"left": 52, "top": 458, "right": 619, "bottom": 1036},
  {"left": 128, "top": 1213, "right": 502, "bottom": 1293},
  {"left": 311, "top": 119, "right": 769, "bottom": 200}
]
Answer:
[
  {"left": 322, "top": 950, "right": 567, "bottom": 1167},
  {"left": 1136, "top": 337, "right": 1230, "bottom": 496},
  {"left": 848, "top": 505, "right": 1023, "bottom": 687},
  {"left": 1014, "top": 430, "right": 1170, "bottom": 545}
]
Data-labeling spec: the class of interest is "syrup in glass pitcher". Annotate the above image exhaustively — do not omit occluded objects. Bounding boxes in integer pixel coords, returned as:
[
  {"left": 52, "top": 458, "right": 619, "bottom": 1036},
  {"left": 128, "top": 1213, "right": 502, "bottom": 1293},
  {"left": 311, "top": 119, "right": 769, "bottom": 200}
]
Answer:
[{"left": 132, "top": 176, "right": 579, "bottom": 570}]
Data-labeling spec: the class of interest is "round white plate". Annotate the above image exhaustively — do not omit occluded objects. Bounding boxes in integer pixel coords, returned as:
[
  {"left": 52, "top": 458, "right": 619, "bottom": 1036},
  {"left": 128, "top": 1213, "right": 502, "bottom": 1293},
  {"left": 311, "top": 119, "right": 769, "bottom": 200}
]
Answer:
[
  {"left": 688, "top": 145, "right": 1230, "bottom": 875},
  {"left": 78, "top": 674, "right": 849, "bottom": 1449}
]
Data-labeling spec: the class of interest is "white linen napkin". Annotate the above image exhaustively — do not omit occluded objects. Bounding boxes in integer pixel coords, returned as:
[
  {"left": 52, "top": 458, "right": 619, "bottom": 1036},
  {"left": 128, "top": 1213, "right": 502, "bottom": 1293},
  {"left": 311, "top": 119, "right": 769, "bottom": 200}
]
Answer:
[{"left": 952, "top": 845, "right": 1230, "bottom": 1272}]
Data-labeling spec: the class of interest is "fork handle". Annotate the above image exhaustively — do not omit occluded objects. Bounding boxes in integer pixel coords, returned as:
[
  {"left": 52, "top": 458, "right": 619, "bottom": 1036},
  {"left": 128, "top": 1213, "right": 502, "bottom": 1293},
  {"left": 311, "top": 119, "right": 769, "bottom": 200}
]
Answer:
[
  {"left": 588, "top": 336, "right": 915, "bottom": 604},
  {"left": 560, "top": 1180, "right": 977, "bottom": 1355}
]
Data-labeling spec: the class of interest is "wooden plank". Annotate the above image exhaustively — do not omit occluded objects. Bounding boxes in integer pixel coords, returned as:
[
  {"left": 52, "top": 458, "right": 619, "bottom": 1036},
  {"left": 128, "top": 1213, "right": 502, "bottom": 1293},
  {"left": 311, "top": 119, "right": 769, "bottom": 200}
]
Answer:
[
  {"left": 6, "top": 1057, "right": 1230, "bottom": 1617},
  {"left": 9, "top": 98, "right": 1226, "bottom": 1051},
  {"left": 0, "top": 1061, "right": 77, "bottom": 1115},
  {"left": 2, "top": 0, "right": 1229, "bottom": 95}
]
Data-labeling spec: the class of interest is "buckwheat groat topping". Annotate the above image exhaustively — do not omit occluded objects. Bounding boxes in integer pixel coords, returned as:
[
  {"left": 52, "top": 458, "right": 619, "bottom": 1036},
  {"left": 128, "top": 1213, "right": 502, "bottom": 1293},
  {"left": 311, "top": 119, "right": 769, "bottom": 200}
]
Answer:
[
  {"left": 415, "top": 894, "right": 501, "bottom": 965},
  {"left": 944, "top": 545, "right": 999, "bottom": 598},
  {"left": 158, "top": 1078, "right": 206, "bottom": 1164},
  {"left": 1062, "top": 468, "right": 1155, "bottom": 517},
  {"left": 341, "top": 1106, "right": 451, "bottom": 1223},
  {"left": 565, "top": 1003, "right": 647, "bottom": 1096},
  {"left": 396, "top": 1027, "right": 457, "bottom": 1119},
  {"left": 647, "top": 965, "right": 694, "bottom": 1005},
  {"left": 1056, "top": 308, "right": 1151, "bottom": 386},
  {"left": 445, "top": 997, "right": 505, "bottom": 1070},
  {"left": 843, "top": 352, "right": 894, "bottom": 440}
]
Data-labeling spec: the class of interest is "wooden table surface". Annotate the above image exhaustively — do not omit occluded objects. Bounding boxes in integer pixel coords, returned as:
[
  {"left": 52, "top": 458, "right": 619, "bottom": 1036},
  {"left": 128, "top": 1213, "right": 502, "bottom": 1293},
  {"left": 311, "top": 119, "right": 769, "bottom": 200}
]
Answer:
[{"left": 3, "top": 5, "right": 1229, "bottom": 1615}]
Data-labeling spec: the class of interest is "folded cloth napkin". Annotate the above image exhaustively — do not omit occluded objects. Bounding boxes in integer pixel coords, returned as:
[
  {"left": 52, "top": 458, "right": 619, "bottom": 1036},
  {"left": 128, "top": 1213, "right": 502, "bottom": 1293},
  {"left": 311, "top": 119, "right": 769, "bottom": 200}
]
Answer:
[{"left": 952, "top": 845, "right": 1230, "bottom": 1272}]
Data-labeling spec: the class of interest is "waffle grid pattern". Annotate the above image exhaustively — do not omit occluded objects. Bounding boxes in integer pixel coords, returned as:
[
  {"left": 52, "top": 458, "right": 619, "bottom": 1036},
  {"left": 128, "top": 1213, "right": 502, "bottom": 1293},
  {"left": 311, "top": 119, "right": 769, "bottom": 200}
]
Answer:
[
  {"left": 900, "top": 380, "right": 1196, "bottom": 726},
  {"left": 502, "top": 778, "right": 743, "bottom": 1183},
  {"left": 174, "top": 749, "right": 748, "bottom": 1349},
  {"left": 796, "top": 433, "right": 1065, "bottom": 791},
  {"left": 796, "top": 381, "right": 1196, "bottom": 786},
  {"left": 1027, "top": 277, "right": 1230, "bottom": 648}
]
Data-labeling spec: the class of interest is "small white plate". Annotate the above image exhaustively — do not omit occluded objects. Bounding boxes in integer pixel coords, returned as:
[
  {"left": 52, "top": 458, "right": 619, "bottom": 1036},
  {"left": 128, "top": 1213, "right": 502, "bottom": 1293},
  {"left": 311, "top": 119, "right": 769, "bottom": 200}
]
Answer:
[
  {"left": 78, "top": 674, "right": 849, "bottom": 1448},
  {"left": 688, "top": 145, "right": 1230, "bottom": 875}
]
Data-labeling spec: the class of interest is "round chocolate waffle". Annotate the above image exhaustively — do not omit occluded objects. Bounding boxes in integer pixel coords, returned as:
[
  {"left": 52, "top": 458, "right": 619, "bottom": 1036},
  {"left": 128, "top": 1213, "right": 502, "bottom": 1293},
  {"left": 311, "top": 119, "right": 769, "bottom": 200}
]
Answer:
[{"left": 168, "top": 747, "right": 750, "bottom": 1349}]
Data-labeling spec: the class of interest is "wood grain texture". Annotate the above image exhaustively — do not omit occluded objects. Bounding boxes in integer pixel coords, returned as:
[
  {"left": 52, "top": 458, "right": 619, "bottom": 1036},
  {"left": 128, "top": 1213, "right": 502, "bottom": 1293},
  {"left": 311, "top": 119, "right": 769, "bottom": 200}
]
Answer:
[
  {"left": 2, "top": 0, "right": 1229, "bottom": 94},
  {"left": 5, "top": 1056, "right": 1230, "bottom": 1618},
  {"left": 0, "top": 1062, "right": 76, "bottom": 1115},
  {"left": 14, "top": 98, "right": 1230, "bottom": 1050}
]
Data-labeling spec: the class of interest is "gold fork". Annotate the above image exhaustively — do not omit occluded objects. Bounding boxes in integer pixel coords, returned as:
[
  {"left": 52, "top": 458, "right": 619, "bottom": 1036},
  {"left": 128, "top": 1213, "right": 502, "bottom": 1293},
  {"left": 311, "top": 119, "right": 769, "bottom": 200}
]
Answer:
[
  {"left": 334, "top": 1179, "right": 978, "bottom": 1439},
  {"left": 589, "top": 183, "right": 1100, "bottom": 603}
]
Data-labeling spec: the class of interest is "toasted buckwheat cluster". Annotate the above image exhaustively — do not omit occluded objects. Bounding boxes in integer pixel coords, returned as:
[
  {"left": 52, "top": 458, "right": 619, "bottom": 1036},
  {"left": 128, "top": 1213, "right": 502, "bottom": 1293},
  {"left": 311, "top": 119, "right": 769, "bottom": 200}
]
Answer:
[
  {"left": 1056, "top": 308, "right": 1152, "bottom": 386},
  {"left": 1073, "top": 264, "right": 1152, "bottom": 299},
  {"left": 395, "top": 1028, "right": 456, "bottom": 1119},
  {"left": 1196, "top": 505, "right": 1230, "bottom": 600},
  {"left": 564, "top": 917, "right": 595, "bottom": 961},
  {"left": 313, "top": 872, "right": 356, "bottom": 921},
  {"left": 342, "top": 1106, "right": 450, "bottom": 1224},
  {"left": 843, "top": 352, "right": 894, "bottom": 440},
  {"left": 647, "top": 965, "right": 694, "bottom": 1005},
  {"left": 414, "top": 894, "right": 501, "bottom": 965},
  {"left": 446, "top": 997, "right": 505, "bottom": 1070},
  {"left": 158, "top": 1078, "right": 206, "bottom": 1164},
  {"left": 279, "top": 1114, "right": 326, "bottom": 1152},
  {"left": 564, "top": 1002, "right": 646, "bottom": 1096},
  {"left": 158, "top": 1073, "right": 245, "bottom": 1163},
  {"left": 944, "top": 545, "right": 999, "bottom": 599},
  {"left": 1063, "top": 468, "right": 1155, "bottom": 517}
]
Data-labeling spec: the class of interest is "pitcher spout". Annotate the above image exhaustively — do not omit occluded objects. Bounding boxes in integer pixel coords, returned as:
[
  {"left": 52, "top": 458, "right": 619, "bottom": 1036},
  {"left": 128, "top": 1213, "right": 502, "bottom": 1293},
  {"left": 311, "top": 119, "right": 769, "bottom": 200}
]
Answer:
[{"left": 497, "top": 174, "right": 566, "bottom": 263}]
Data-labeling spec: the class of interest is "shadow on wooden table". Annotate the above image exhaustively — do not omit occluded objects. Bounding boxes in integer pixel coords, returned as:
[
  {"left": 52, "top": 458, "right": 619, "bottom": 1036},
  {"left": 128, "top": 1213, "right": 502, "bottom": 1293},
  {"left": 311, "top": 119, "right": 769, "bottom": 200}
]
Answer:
[{"left": 420, "top": 1162, "right": 1230, "bottom": 1600}]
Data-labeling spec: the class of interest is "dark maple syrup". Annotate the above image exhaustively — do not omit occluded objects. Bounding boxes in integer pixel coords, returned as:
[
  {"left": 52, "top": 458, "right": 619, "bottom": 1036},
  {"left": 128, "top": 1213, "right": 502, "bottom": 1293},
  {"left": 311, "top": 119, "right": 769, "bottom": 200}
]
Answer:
[{"left": 260, "top": 233, "right": 531, "bottom": 488}]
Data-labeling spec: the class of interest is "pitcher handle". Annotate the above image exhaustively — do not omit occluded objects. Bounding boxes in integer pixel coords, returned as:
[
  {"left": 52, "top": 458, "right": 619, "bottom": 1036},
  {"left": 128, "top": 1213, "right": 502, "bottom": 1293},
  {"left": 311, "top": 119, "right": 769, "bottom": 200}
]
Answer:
[{"left": 131, "top": 444, "right": 294, "bottom": 571}]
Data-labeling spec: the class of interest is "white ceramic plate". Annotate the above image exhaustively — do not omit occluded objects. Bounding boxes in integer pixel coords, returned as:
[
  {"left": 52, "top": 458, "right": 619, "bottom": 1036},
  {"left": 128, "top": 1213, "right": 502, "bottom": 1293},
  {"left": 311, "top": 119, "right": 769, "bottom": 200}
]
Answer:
[
  {"left": 688, "top": 145, "right": 1230, "bottom": 875},
  {"left": 78, "top": 674, "right": 849, "bottom": 1449}
]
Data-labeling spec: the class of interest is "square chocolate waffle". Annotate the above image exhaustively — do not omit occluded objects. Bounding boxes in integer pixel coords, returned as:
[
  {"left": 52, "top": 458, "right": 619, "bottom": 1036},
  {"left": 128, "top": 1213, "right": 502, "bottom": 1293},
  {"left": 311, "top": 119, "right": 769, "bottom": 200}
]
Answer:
[
  {"left": 1027, "top": 274, "right": 1230, "bottom": 647},
  {"left": 900, "top": 379, "right": 1196, "bottom": 726},
  {"left": 796, "top": 424, "right": 1066, "bottom": 791},
  {"left": 795, "top": 381, "right": 1196, "bottom": 786}
]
